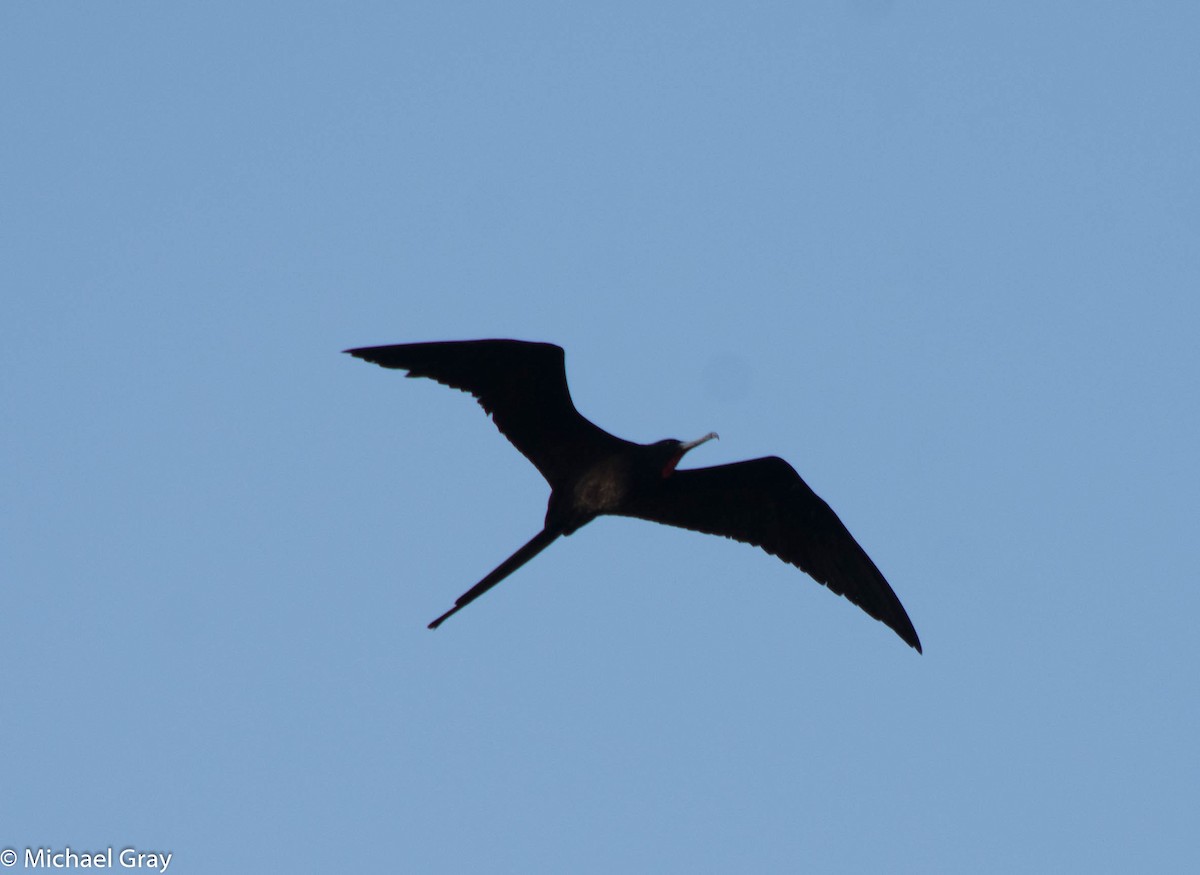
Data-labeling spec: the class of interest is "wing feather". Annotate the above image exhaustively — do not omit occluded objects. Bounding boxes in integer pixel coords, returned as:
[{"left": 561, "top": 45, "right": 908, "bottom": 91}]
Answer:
[
  {"left": 617, "top": 456, "right": 921, "bottom": 651},
  {"left": 345, "top": 340, "right": 631, "bottom": 487}
]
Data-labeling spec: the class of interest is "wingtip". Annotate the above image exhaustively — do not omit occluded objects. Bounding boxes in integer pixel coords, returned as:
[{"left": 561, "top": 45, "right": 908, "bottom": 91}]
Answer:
[
  {"left": 900, "top": 624, "right": 923, "bottom": 654},
  {"left": 878, "top": 596, "right": 922, "bottom": 653}
]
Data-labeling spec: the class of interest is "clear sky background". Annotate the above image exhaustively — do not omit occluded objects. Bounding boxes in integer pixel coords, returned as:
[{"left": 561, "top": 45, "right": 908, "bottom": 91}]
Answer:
[{"left": 3, "top": 3, "right": 1198, "bottom": 873}]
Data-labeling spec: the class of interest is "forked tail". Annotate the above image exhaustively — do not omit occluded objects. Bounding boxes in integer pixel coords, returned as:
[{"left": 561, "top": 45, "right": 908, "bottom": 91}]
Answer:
[{"left": 428, "top": 527, "right": 561, "bottom": 629}]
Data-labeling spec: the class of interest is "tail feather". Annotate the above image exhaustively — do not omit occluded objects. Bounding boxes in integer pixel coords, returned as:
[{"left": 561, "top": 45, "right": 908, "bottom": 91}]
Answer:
[{"left": 428, "top": 527, "right": 560, "bottom": 629}]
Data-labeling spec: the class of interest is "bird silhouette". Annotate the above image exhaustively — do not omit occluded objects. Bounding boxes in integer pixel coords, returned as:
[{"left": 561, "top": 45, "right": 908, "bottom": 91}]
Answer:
[{"left": 346, "top": 339, "right": 921, "bottom": 651}]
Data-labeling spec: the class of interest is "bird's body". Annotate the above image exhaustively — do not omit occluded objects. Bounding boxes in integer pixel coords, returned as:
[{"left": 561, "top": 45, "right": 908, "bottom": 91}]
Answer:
[
  {"left": 346, "top": 339, "right": 921, "bottom": 652},
  {"left": 560, "top": 454, "right": 635, "bottom": 522}
]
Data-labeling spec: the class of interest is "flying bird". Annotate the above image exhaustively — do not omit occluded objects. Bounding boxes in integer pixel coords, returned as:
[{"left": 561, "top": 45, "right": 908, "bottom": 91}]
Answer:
[{"left": 346, "top": 340, "right": 921, "bottom": 651}]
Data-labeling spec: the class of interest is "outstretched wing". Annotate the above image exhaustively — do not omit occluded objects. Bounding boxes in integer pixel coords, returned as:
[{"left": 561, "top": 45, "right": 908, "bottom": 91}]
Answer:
[
  {"left": 617, "top": 456, "right": 921, "bottom": 651},
  {"left": 345, "top": 340, "right": 632, "bottom": 487}
]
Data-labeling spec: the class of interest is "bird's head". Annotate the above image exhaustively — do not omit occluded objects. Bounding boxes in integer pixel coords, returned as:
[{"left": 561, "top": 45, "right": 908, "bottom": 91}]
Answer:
[{"left": 656, "top": 432, "right": 719, "bottom": 478}]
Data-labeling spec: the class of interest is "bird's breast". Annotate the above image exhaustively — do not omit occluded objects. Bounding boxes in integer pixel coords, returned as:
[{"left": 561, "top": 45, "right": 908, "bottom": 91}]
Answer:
[{"left": 570, "top": 458, "right": 633, "bottom": 515}]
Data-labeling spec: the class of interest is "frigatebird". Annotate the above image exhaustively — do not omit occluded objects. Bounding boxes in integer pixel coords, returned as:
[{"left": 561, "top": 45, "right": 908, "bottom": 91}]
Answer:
[{"left": 346, "top": 340, "right": 921, "bottom": 651}]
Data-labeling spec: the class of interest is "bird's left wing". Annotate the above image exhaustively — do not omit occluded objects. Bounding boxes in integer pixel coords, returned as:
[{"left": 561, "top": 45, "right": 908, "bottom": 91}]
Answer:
[
  {"left": 616, "top": 456, "right": 922, "bottom": 651},
  {"left": 345, "top": 340, "right": 631, "bottom": 487}
]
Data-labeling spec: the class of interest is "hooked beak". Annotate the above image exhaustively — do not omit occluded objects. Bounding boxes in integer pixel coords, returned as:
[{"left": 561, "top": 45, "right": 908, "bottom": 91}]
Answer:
[
  {"left": 680, "top": 431, "right": 719, "bottom": 453},
  {"left": 662, "top": 432, "right": 719, "bottom": 478}
]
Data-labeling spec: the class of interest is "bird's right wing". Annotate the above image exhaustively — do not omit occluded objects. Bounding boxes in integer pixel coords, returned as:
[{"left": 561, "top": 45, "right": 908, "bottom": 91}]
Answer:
[
  {"left": 345, "top": 340, "right": 632, "bottom": 487},
  {"left": 616, "top": 456, "right": 922, "bottom": 651}
]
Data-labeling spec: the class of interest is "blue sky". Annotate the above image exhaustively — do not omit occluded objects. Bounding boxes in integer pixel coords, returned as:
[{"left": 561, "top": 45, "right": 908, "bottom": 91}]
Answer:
[{"left": 3, "top": 3, "right": 1198, "bottom": 872}]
